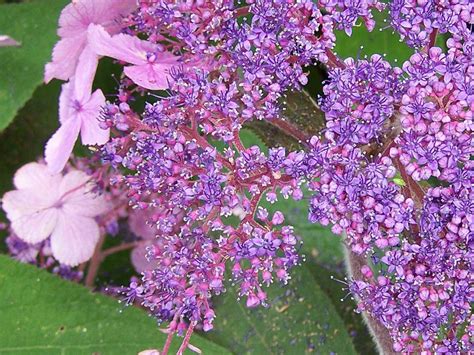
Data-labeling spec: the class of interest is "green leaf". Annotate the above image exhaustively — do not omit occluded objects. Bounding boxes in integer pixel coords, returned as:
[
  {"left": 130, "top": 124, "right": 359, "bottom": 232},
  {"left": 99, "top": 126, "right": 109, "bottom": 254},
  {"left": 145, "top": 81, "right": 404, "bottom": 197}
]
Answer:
[
  {"left": 263, "top": 193, "right": 345, "bottom": 268},
  {"left": 246, "top": 90, "right": 325, "bottom": 150},
  {"left": 205, "top": 266, "right": 357, "bottom": 354},
  {"left": 307, "top": 264, "right": 378, "bottom": 354},
  {"left": 0, "top": 83, "right": 61, "bottom": 197},
  {"left": 334, "top": 11, "right": 414, "bottom": 65},
  {"left": 0, "top": 0, "right": 67, "bottom": 131},
  {"left": 0, "top": 255, "right": 231, "bottom": 354}
]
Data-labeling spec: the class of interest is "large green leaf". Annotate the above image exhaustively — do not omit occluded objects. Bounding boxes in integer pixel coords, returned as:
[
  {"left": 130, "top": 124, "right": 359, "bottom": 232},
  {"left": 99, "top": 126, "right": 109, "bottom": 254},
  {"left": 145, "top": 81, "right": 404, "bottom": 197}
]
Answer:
[
  {"left": 205, "top": 266, "right": 357, "bottom": 354},
  {"left": 0, "top": 255, "right": 231, "bottom": 354},
  {"left": 262, "top": 192, "right": 344, "bottom": 268},
  {"left": 247, "top": 90, "right": 325, "bottom": 151},
  {"left": 0, "top": 0, "right": 66, "bottom": 131},
  {"left": 334, "top": 11, "right": 413, "bottom": 65},
  {"left": 308, "top": 265, "right": 377, "bottom": 354}
]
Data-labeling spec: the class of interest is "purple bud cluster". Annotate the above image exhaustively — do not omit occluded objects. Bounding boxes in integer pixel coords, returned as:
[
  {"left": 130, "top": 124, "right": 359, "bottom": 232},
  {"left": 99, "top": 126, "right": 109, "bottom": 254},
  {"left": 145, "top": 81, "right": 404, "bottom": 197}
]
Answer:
[
  {"left": 104, "top": 0, "right": 335, "bottom": 331},
  {"left": 389, "top": 0, "right": 474, "bottom": 47},
  {"left": 351, "top": 180, "right": 473, "bottom": 353},
  {"left": 307, "top": 143, "right": 415, "bottom": 254},
  {"left": 320, "top": 54, "right": 404, "bottom": 145},
  {"left": 319, "top": 0, "right": 385, "bottom": 35},
  {"left": 6, "top": 234, "right": 83, "bottom": 282},
  {"left": 393, "top": 42, "right": 474, "bottom": 182}
]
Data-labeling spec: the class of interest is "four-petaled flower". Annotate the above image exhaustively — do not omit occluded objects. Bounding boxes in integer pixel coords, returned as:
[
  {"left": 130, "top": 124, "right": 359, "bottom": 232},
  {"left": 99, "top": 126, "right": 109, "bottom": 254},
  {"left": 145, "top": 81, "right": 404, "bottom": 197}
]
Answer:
[{"left": 1, "top": 162, "right": 109, "bottom": 266}]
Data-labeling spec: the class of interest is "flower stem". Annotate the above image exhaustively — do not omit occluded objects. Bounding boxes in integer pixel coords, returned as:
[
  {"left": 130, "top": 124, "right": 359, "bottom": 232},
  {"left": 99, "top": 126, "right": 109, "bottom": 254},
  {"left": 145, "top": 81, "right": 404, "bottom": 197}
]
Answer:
[
  {"left": 101, "top": 241, "right": 139, "bottom": 259},
  {"left": 325, "top": 49, "right": 345, "bottom": 69},
  {"left": 344, "top": 246, "right": 397, "bottom": 355},
  {"left": 161, "top": 329, "right": 175, "bottom": 355},
  {"left": 269, "top": 117, "right": 310, "bottom": 145},
  {"left": 177, "top": 322, "right": 197, "bottom": 355},
  {"left": 85, "top": 234, "right": 106, "bottom": 288},
  {"left": 428, "top": 29, "right": 438, "bottom": 49}
]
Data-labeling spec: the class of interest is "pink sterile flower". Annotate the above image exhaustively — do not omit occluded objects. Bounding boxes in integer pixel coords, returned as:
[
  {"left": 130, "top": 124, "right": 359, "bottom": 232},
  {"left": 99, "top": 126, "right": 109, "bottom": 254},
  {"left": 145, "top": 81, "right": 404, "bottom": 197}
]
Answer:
[
  {"left": 44, "top": 0, "right": 136, "bottom": 83},
  {"left": 128, "top": 209, "right": 158, "bottom": 273},
  {"left": 45, "top": 46, "right": 109, "bottom": 173},
  {"left": 87, "top": 24, "right": 179, "bottom": 90},
  {"left": 1, "top": 162, "right": 109, "bottom": 266}
]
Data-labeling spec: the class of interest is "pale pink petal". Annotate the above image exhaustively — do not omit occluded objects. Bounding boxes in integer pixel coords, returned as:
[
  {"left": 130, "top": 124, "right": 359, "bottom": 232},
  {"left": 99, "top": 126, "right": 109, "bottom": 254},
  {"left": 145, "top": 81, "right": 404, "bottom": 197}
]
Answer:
[
  {"left": 73, "top": 44, "right": 99, "bottom": 101},
  {"left": 46, "top": 0, "right": 137, "bottom": 83},
  {"left": 60, "top": 170, "right": 109, "bottom": 217},
  {"left": 44, "top": 35, "right": 86, "bottom": 83},
  {"left": 59, "top": 81, "right": 74, "bottom": 124},
  {"left": 62, "top": 192, "right": 109, "bottom": 218},
  {"left": 131, "top": 241, "right": 155, "bottom": 273},
  {"left": 87, "top": 24, "right": 154, "bottom": 66},
  {"left": 138, "top": 350, "right": 160, "bottom": 355},
  {"left": 79, "top": 89, "right": 109, "bottom": 145},
  {"left": 45, "top": 117, "right": 81, "bottom": 174},
  {"left": 2, "top": 190, "right": 49, "bottom": 222},
  {"left": 50, "top": 211, "right": 100, "bottom": 266},
  {"left": 58, "top": 0, "right": 137, "bottom": 38},
  {"left": 13, "top": 162, "right": 61, "bottom": 194},
  {"left": 11, "top": 209, "right": 58, "bottom": 245},
  {"left": 58, "top": 170, "right": 90, "bottom": 195},
  {"left": 129, "top": 209, "right": 157, "bottom": 240},
  {"left": 2, "top": 190, "right": 58, "bottom": 244},
  {"left": 124, "top": 64, "right": 174, "bottom": 90}
]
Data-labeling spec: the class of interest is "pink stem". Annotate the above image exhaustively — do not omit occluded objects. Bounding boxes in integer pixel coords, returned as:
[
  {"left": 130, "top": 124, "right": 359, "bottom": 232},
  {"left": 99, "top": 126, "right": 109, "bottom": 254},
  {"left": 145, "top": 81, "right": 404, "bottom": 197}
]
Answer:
[
  {"left": 85, "top": 234, "right": 106, "bottom": 288},
  {"left": 325, "top": 49, "right": 345, "bottom": 69},
  {"left": 269, "top": 117, "right": 310, "bottom": 145},
  {"left": 177, "top": 322, "right": 197, "bottom": 355},
  {"left": 161, "top": 330, "right": 175, "bottom": 355},
  {"left": 100, "top": 241, "right": 140, "bottom": 259},
  {"left": 428, "top": 29, "right": 438, "bottom": 49}
]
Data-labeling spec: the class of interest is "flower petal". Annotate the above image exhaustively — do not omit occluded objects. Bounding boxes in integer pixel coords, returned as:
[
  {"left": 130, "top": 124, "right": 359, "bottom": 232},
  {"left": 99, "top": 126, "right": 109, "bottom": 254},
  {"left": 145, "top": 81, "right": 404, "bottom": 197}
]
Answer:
[
  {"left": 124, "top": 64, "right": 174, "bottom": 90},
  {"left": 11, "top": 209, "right": 58, "bottom": 244},
  {"left": 13, "top": 162, "right": 61, "bottom": 195},
  {"left": 58, "top": 0, "right": 137, "bottom": 38},
  {"left": 60, "top": 170, "right": 109, "bottom": 218},
  {"left": 45, "top": 116, "right": 81, "bottom": 174},
  {"left": 59, "top": 170, "right": 91, "bottom": 195},
  {"left": 128, "top": 209, "right": 157, "bottom": 240},
  {"left": 0, "top": 35, "right": 20, "bottom": 47},
  {"left": 131, "top": 241, "right": 155, "bottom": 273},
  {"left": 79, "top": 89, "right": 109, "bottom": 145},
  {"left": 50, "top": 211, "right": 100, "bottom": 266},
  {"left": 44, "top": 36, "right": 86, "bottom": 83},
  {"left": 2, "top": 190, "right": 49, "bottom": 220},
  {"left": 73, "top": 45, "right": 99, "bottom": 102},
  {"left": 88, "top": 24, "right": 154, "bottom": 66},
  {"left": 59, "top": 81, "right": 74, "bottom": 124},
  {"left": 2, "top": 190, "right": 58, "bottom": 244}
]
